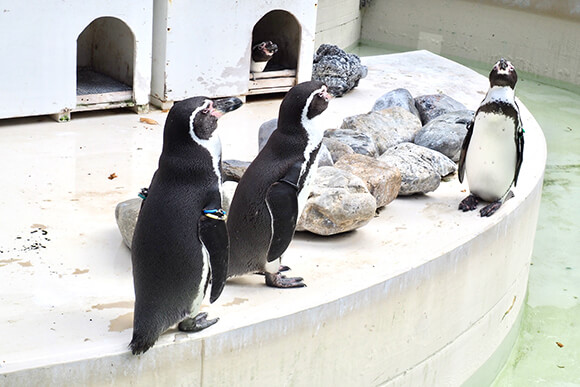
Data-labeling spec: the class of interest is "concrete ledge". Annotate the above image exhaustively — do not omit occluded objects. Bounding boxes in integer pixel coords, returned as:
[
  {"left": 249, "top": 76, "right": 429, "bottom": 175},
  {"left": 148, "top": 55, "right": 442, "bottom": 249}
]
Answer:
[{"left": 0, "top": 51, "right": 546, "bottom": 386}]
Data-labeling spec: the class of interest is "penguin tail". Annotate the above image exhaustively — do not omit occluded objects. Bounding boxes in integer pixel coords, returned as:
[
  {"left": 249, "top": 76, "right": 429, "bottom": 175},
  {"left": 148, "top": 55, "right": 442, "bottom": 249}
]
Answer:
[{"left": 129, "top": 332, "right": 157, "bottom": 355}]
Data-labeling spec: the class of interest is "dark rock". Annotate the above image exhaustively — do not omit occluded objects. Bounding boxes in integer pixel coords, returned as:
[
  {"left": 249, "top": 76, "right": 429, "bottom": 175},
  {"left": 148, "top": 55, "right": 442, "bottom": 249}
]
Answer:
[
  {"left": 414, "top": 94, "right": 467, "bottom": 125},
  {"left": 414, "top": 110, "right": 474, "bottom": 162},
  {"left": 222, "top": 159, "right": 251, "bottom": 182},
  {"left": 335, "top": 154, "right": 401, "bottom": 208},
  {"left": 340, "top": 107, "right": 422, "bottom": 154},
  {"left": 312, "top": 44, "right": 368, "bottom": 97},
  {"left": 296, "top": 166, "right": 376, "bottom": 235},
  {"left": 324, "top": 128, "right": 378, "bottom": 157},
  {"left": 372, "top": 88, "right": 420, "bottom": 119}
]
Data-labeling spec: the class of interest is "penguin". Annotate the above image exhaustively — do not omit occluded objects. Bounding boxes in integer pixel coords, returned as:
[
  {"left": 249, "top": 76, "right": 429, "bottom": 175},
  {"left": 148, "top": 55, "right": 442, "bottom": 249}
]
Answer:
[
  {"left": 250, "top": 41, "right": 279, "bottom": 73},
  {"left": 458, "top": 58, "right": 524, "bottom": 217},
  {"left": 130, "top": 95, "right": 243, "bottom": 355},
  {"left": 227, "top": 81, "right": 332, "bottom": 287}
]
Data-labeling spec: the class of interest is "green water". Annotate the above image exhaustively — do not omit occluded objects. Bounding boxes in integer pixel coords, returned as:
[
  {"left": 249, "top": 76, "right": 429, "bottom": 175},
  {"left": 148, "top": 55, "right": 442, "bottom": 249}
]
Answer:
[{"left": 352, "top": 44, "right": 580, "bottom": 385}]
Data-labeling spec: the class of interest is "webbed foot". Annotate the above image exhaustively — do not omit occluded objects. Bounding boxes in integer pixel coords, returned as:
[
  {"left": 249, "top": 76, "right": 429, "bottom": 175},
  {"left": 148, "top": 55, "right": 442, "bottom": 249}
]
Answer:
[
  {"left": 459, "top": 194, "right": 478, "bottom": 212},
  {"left": 480, "top": 201, "right": 502, "bottom": 217},
  {"left": 265, "top": 272, "right": 306, "bottom": 288},
  {"left": 178, "top": 312, "right": 219, "bottom": 332}
]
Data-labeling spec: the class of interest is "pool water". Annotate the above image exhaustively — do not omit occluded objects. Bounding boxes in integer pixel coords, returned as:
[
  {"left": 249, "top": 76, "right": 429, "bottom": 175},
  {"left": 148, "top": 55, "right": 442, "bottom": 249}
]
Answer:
[{"left": 352, "top": 44, "right": 580, "bottom": 385}]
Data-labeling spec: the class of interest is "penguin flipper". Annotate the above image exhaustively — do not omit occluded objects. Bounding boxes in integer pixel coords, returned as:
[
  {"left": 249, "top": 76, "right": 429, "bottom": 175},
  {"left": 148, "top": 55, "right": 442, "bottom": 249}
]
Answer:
[
  {"left": 458, "top": 119, "right": 474, "bottom": 183},
  {"left": 513, "top": 124, "right": 524, "bottom": 186},
  {"left": 265, "top": 180, "right": 299, "bottom": 263},
  {"left": 198, "top": 214, "right": 229, "bottom": 303}
]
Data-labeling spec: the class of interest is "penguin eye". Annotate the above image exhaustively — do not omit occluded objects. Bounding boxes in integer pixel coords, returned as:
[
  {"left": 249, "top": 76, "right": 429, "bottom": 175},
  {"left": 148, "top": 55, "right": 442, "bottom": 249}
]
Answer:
[{"left": 202, "top": 108, "right": 210, "bottom": 114}]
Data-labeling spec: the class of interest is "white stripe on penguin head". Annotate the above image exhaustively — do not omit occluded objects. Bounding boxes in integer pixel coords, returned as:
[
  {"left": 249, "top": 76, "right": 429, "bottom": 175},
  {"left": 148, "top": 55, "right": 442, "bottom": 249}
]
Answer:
[{"left": 299, "top": 85, "right": 328, "bottom": 178}]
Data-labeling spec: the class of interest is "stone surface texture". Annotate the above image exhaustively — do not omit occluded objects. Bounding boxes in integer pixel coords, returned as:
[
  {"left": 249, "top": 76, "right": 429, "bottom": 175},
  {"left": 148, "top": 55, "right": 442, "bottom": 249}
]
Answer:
[
  {"left": 322, "top": 137, "right": 355, "bottom": 163},
  {"left": 222, "top": 159, "right": 250, "bottom": 182},
  {"left": 372, "top": 88, "right": 420, "bottom": 119},
  {"left": 334, "top": 153, "right": 401, "bottom": 208},
  {"left": 324, "top": 128, "right": 379, "bottom": 157},
  {"left": 312, "top": 44, "right": 368, "bottom": 97},
  {"left": 414, "top": 110, "right": 474, "bottom": 162},
  {"left": 414, "top": 94, "right": 467, "bottom": 125},
  {"left": 340, "top": 107, "right": 422, "bottom": 154},
  {"left": 296, "top": 166, "right": 377, "bottom": 235}
]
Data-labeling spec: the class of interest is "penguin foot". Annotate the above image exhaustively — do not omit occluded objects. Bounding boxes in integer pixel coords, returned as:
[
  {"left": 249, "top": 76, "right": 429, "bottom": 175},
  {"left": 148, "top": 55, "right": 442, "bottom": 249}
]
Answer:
[
  {"left": 178, "top": 312, "right": 219, "bottom": 332},
  {"left": 255, "top": 265, "right": 292, "bottom": 276},
  {"left": 265, "top": 272, "right": 306, "bottom": 288},
  {"left": 480, "top": 201, "right": 502, "bottom": 217},
  {"left": 459, "top": 194, "right": 479, "bottom": 212}
]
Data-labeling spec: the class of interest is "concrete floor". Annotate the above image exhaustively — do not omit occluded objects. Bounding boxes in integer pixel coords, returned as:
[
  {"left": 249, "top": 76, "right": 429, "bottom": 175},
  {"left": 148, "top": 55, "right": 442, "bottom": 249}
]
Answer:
[{"left": 0, "top": 51, "right": 546, "bottom": 385}]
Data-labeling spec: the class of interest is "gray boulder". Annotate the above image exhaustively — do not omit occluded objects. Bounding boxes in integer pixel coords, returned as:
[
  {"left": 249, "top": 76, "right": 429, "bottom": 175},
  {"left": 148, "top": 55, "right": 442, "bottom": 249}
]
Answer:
[
  {"left": 115, "top": 198, "right": 142, "bottom": 249},
  {"left": 296, "top": 166, "right": 376, "bottom": 236},
  {"left": 340, "top": 107, "right": 422, "bottom": 154},
  {"left": 324, "top": 128, "right": 378, "bottom": 157},
  {"left": 317, "top": 144, "right": 334, "bottom": 167},
  {"left": 372, "top": 88, "right": 420, "bottom": 119},
  {"left": 414, "top": 110, "right": 474, "bottom": 162},
  {"left": 312, "top": 44, "right": 368, "bottom": 97},
  {"left": 322, "top": 137, "right": 355, "bottom": 163},
  {"left": 414, "top": 94, "right": 467, "bottom": 125},
  {"left": 334, "top": 154, "right": 401, "bottom": 208},
  {"left": 379, "top": 142, "right": 456, "bottom": 195},
  {"left": 222, "top": 159, "right": 250, "bottom": 182},
  {"left": 258, "top": 118, "right": 278, "bottom": 151}
]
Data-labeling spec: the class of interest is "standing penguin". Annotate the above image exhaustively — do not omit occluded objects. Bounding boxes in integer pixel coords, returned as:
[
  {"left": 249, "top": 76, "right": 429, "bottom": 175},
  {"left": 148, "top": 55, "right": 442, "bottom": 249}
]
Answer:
[
  {"left": 458, "top": 58, "right": 524, "bottom": 217},
  {"left": 130, "top": 96, "right": 242, "bottom": 355},
  {"left": 227, "top": 81, "right": 332, "bottom": 288}
]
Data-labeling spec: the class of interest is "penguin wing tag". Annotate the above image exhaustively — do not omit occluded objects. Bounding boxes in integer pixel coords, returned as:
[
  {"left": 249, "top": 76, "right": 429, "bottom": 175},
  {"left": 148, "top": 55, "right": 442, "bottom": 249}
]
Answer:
[
  {"left": 458, "top": 119, "right": 474, "bottom": 183},
  {"left": 198, "top": 215, "right": 229, "bottom": 303},
  {"left": 265, "top": 181, "right": 299, "bottom": 263}
]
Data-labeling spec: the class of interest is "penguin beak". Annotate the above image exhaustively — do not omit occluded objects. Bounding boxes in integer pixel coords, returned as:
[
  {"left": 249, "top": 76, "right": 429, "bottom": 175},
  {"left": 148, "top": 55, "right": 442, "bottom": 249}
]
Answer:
[
  {"left": 498, "top": 58, "right": 508, "bottom": 70},
  {"left": 210, "top": 97, "right": 244, "bottom": 118},
  {"left": 319, "top": 86, "right": 333, "bottom": 102}
]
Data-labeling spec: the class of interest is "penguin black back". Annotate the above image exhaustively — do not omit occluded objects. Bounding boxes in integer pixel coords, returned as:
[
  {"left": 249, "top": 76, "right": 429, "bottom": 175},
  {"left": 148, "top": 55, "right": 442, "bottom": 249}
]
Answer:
[
  {"left": 227, "top": 81, "right": 332, "bottom": 287},
  {"left": 130, "top": 96, "right": 242, "bottom": 354}
]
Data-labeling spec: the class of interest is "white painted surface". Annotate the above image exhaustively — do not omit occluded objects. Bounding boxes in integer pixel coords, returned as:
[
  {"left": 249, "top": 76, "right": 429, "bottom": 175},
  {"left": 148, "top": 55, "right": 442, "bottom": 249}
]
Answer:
[
  {"left": 0, "top": 52, "right": 546, "bottom": 386},
  {"left": 315, "top": 0, "right": 363, "bottom": 49},
  {"left": 150, "top": 0, "right": 318, "bottom": 106},
  {"left": 0, "top": 1, "right": 153, "bottom": 119}
]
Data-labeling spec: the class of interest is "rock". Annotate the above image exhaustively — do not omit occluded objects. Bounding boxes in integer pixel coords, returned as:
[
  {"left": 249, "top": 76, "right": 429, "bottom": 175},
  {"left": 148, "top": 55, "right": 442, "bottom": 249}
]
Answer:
[
  {"left": 379, "top": 142, "right": 458, "bottom": 195},
  {"left": 222, "top": 159, "right": 250, "bottom": 182},
  {"left": 115, "top": 183, "right": 239, "bottom": 250},
  {"left": 312, "top": 44, "right": 368, "bottom": 97},
  {"left": 322, "top": 137, "right": 355, "bottom": 163},
  {"left": 340, "top": 107, "right": 422, "bottom": 154},
  {"left": 414, "top": 110, "right": 474, "bottom": 162},
  {"left": 372, "top": 88, "right": 420, "bottom": 119},
  {"left": 296, "top": 166, "right": 376, "bottom": 236},
  {"left": 115, "top": 198, "right": 142, "bottom": 249},
  {"left": 317, "top": 144, "right": 334, "bottom": 167},
  {"left": 334, "top": 154, "right": 401, "bottom": 208},
  {"left": 258, "top": 118, "right": 278, "bottom": 151},
  {"left": 222, "top": 181, "right": 238, "bottom": 215},
  {"left": 324, "top": 128, "right": 378, "bottom": 157},
  {"left": 414, "top": 94, "right": 467, "bottom": 125}
]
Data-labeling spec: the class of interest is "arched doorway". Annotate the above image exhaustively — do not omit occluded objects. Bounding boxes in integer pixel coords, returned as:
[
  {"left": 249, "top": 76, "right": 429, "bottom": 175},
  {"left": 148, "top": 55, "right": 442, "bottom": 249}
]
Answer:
[
  {"left": 76, "top": 17, "right": 135, "bottom": 110},
  {"left": 248, "top": 10, "right": 301, "bottom": 95}
]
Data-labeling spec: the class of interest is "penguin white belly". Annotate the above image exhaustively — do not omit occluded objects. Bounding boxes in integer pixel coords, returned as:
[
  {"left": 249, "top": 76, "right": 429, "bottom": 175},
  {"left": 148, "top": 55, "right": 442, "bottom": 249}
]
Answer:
[
  {"left": 189, "top": 243, "right": 210, "bottom": 316},
  {"left": 251, "top": 60, "right": 268, "bottom": 73},
  {"left": 466, "top": 112, "right": 517, "bottom": 201}
]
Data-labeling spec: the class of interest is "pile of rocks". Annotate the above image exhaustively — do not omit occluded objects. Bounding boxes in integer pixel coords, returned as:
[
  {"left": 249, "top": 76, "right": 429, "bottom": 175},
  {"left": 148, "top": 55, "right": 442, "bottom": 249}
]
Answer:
[{"left": 116, "top": 88, "right": 473, "bottom": 244}]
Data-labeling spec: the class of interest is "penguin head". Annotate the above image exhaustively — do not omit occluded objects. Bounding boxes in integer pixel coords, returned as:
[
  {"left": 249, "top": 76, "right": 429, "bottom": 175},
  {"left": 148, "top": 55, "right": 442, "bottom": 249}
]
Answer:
[
  {"left": 164, "top": 96, "right": 243, "bottom": 146},
  {"left": 489, "top": 58, "right": 518, "bottom": 89},
  {"left": 252, "top": 41, "right": 279, "bottom": 60},
  {"left": 277, "top": 80, "right": 332, "bottom": 133}
]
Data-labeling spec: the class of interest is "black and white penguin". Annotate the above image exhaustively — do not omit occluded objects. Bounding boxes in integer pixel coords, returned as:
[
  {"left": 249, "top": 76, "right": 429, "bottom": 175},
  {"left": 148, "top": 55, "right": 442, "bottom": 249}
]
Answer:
[
  {"left": 227, "top": 81, "right": 332, "bottom": 288},
  {"left": 250, "top": 41, "right": 279, "bottom": 73},
  {"left": 458, "top": 58, "right": 524, "bottom": 217},
  {"left": 130, "top": 95, "right": 242, "bottom": 355}
]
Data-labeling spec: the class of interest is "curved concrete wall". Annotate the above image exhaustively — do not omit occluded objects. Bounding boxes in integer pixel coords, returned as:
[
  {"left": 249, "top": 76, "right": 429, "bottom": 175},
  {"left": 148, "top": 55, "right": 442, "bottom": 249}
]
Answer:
[
  {"left": 360, "top": 0, "right": 580, "bottom": 87},
  {"left": 0, "top": 51, "right": 546, "bottom": 386}
]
